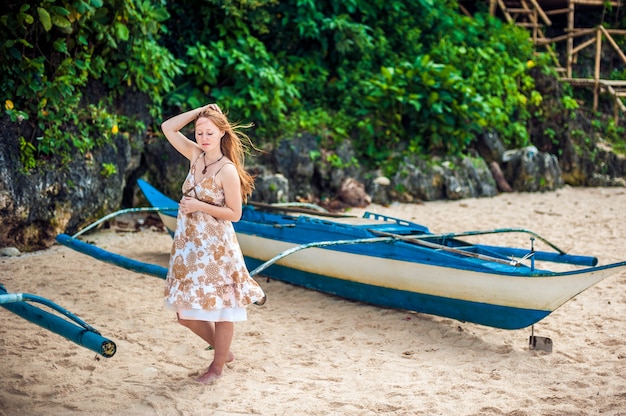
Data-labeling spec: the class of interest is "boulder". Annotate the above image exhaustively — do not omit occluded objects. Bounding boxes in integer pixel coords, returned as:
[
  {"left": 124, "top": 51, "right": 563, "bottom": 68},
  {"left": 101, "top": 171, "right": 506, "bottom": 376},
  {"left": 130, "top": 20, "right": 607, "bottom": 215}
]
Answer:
[{"left": 502, "top": 146, "right": 563, "bottom": 192}]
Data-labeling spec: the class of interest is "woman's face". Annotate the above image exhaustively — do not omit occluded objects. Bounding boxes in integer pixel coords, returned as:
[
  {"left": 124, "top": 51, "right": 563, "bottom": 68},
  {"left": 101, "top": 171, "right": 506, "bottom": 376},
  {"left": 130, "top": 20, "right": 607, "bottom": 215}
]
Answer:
[{"left": 195, "top": 117, "right": 224, "bottom": 152}]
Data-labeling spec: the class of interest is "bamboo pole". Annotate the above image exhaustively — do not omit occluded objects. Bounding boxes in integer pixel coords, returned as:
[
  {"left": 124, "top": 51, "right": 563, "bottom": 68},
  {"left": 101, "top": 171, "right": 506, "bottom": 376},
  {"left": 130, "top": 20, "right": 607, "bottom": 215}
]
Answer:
[
  {"left": 528, "top": 0, "right": 551, "bottom": 25},
  {"left": 532, "top": 8, "right": 538, "bottom": 43},
  {"left": 572, "top": 0, "right": 621, "bottom": 5},
  {"left": 567, "top": 1, "right": 575, "bottom": 78},
  {"left": 56, "top": 234, "right": 169, "bottom": 279},
  {"left": 571, "top": 36, "right": 597, "bottom": 55},
  {"left": 534, "top": 29, "right": 592, "bottom": 45},
  {"left": 458, "top": 3, "right": 471, "bottom": 17},
  {"left": 594, "top": 27, "right": 602, "bottom": 110},
  {"left": 599, "top": 25, "right": 626, "bottom": 64},
  {"left": 545, "top": 8, "right": 570, "bottom": 16},
  {"left": 595, "top": 28, "right": 601, "bottom": 82},
  {"left": 561, "top": 78, "right": 626, "bottom": 86},
  {"left": 497, "top": 0, "right": 514, "bottom": 23},
  {"left": 368, "top": 230, "right": 522, "bottom": 267},
  {"left": 606, "top": 85, "right": 625, "bottom": 124}
]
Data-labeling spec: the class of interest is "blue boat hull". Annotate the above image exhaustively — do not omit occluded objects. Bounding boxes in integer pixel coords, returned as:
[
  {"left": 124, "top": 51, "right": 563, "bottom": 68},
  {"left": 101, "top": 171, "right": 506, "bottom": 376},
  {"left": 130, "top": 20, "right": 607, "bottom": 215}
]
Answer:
[
  {"left": 244, "top": 258, "right": 549, "bottom": 330},
  {"left": 122, "top": 179, "right": 626, "bottom": 330}
]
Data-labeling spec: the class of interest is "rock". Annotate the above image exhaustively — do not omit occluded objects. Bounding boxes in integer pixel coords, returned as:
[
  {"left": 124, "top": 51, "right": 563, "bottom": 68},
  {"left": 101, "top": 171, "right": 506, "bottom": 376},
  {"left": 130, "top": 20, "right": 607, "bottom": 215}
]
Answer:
[
  {"left": 273, "top": 133, "right": 317, "bottom": 201},
  {"left": 373, "top": 176, "right": 391, "bottom": 186},
  {"left": 0, "top": 90, "right": 148, "bottom": 251},
  {"left": 367, "top": 174, "right": 392, "bottom": 205},
  {"left": 392, "top": 155, "right": 497, "bottom": 201},
  {"left": 502, "top": 146, "right": 563, "bottom": 192},
  {"left": 316, "top": 141, "right": 362, "bottom": 192},
  {"left": 0, "top": 247, "right": 21, "bottom": 256},
  {"left": 252, "top": 173, "right": 289, "bottom": 203},
  {"left": 337, "top": 177, "right": 371, "bottom": 208},
  {"left": 392, "top": 158, "right": 446, "bottom": 201},
  {"left": 476, "top": 131, "right": 506, "bottom": 163}
]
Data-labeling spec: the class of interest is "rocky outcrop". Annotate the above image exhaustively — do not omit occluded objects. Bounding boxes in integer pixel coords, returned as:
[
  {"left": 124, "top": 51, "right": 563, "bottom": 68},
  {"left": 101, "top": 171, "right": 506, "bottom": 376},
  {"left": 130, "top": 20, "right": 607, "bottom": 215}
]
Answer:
[
  {"left": 1, "top": 116, "right": 624, "bottom": 252},
  {"left": 382, "top": 154, "right": 498, "bottom": 203},
  {"left": 502, "top": 146, "right": 563, "bottom": 192},
  {"left": 0, "top": 116, "right": 142, "bottom": 250}
]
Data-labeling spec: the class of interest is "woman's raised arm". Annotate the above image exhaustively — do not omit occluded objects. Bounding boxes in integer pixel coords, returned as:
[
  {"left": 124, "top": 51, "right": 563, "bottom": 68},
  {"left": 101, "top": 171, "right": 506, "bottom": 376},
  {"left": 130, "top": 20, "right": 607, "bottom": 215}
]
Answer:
[{"left": 161, "top": 104, "right": 222, "bottom": 161}]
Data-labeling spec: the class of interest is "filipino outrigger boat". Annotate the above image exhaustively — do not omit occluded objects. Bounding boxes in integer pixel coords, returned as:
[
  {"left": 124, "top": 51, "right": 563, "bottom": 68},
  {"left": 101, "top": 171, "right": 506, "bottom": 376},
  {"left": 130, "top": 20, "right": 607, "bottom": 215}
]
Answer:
[
  {"left": 56, "top": 179, "right": 626, "bottom": 344},
  {"left": 0, "top": 284, "right": 116, "bottom": 358}
]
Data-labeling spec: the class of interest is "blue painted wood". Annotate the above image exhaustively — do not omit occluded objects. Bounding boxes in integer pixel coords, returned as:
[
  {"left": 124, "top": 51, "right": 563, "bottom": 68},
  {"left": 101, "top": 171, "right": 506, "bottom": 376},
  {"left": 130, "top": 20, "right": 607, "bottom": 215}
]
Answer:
[
  {"left": 137, "top": 179, "right": 178, "bottom": 216},
  {"left": 243, "top": 258, "right": 549, "bottom": 330},
  {"left": 56, "top": 234, "right": 167, "bottom": 279},
  {"left": 478, "top": 245, "right": 597, "bottom": 267},
  {"left": 0, "top": 285, "right": 116, "bottom": 357}
]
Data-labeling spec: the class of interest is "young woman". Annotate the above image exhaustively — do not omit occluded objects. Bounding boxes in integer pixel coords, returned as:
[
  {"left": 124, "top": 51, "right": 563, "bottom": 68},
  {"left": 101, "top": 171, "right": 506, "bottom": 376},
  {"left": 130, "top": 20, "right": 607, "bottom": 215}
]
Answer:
[{"left": 161, "top": 103, "right": 266, "bottom": 384}]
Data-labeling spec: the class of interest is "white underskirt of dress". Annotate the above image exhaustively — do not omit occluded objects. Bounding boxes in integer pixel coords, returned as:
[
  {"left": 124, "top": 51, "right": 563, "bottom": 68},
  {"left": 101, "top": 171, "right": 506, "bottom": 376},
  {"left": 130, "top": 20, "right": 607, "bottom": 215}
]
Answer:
[{"left": 166, "top": 301, "right": 248, "bottom": 322}]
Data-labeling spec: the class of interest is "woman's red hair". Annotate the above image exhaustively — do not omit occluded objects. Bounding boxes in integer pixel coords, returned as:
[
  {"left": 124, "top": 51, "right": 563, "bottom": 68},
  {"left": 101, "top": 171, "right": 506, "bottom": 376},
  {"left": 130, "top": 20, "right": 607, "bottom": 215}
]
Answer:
[{"left": 195, "top": 109, "right": 256, "bottom": 202}]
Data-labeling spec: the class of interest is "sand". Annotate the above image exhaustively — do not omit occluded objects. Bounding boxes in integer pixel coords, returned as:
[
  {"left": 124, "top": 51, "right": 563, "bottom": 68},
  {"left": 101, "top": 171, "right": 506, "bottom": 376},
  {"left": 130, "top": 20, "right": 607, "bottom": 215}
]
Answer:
[{"left": 1, "top": 186, "right": 625, "bottom": 416}]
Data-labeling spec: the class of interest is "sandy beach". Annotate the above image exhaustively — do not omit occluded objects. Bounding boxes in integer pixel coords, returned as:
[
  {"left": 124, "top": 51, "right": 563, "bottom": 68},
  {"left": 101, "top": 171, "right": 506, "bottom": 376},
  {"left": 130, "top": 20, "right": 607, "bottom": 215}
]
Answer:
[{"left": 1, "top": 185, "right": 625, "bottom": 416}]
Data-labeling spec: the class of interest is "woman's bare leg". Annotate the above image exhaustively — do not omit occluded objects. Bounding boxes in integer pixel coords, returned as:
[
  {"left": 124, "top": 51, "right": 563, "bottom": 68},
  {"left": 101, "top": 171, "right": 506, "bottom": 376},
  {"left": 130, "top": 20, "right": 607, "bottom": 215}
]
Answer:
[
  {"left": 177, "top": 315, "right": 235, "bottom": 362},
  {"left": 197, "top": 321, "right": 234, "bottom": 384}
]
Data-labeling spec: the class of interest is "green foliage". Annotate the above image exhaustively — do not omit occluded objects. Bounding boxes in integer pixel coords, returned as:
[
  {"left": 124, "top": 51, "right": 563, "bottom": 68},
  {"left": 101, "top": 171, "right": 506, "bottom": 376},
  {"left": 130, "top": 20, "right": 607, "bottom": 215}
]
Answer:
[
  {"left": 325, "top": 152, "right": 357, "bottom": 169},
  {"left": 309, "top": 149, "right": 321, "bottom": 162},
  {"left": 18, "top": 136, "right": 36, "bottom": 172},
  {"left": 100, "top": 162, "right": 117, "bottom": 177},
  {"left": 561, "top": 96, "right": 579, "bottom": 111},
  {"left": 159, "top": 0, "right": 542, "bottom": 168},
  {"left": 3, "top": 0, "right": 621, "bottom": 176},
  {"left": 543, "top": 127, "right": 557, "bottom": 141},
  {"left": 591, "top": 115, "right": 626, "bottom": 155},
  {"left": 0, "top": 0, "right": 182, "bottom": 170}
]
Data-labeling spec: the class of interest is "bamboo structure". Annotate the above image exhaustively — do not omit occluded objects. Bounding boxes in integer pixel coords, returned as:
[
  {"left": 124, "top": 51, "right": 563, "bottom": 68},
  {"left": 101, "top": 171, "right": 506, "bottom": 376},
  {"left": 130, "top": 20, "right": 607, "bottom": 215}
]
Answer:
[{"left": 461, "top": 1, "right": 626, "bottom": 122}]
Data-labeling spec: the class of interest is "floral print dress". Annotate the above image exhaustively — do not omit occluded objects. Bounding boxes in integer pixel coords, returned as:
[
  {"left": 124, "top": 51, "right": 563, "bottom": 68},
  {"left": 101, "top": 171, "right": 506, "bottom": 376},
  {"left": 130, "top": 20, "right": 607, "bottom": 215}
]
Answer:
[{"left": 164, "top": 156, "right": 265, "bottom": 322}]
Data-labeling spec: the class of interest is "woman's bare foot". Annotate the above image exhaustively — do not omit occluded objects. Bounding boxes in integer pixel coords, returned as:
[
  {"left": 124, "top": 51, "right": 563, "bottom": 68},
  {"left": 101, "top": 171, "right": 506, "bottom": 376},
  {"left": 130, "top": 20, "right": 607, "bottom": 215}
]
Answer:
[
  {"left": 196, "top": 364, "right": 222, "bottom": 384},
  {"left": 206, "top": 347, "right": 235, "bottom": 363}
]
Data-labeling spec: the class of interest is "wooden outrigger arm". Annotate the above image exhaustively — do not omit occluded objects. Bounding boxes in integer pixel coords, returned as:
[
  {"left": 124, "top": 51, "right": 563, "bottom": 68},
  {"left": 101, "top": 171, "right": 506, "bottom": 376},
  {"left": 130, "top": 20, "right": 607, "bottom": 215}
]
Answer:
[{"left": 72, "top": 207, "right": 179, "bottom": 238}]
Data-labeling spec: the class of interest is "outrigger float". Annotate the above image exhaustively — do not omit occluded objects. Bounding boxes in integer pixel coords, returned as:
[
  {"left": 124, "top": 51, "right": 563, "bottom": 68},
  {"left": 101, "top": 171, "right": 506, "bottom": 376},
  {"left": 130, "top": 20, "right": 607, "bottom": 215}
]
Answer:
[
  {"left": 1, "top": 284, "right": 116, "bottom": 358},
  {"left": 56, "top": 179, "right": 626, "bottom": 351}
]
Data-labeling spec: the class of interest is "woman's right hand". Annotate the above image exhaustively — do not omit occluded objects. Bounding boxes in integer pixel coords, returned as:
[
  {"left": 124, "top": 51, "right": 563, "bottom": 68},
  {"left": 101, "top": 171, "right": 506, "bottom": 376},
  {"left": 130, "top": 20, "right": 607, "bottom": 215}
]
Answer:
[
  {"left": 179, "top": 196, "right": 197, "bottom": 215},
  {"left": 204, "top": 103, "right": 222, "bottom": 114}
]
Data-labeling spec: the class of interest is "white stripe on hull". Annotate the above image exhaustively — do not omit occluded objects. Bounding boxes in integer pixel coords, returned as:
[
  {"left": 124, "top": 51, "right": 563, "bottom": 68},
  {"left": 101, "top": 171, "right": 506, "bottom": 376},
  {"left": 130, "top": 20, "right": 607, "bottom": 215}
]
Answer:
[
  {"left": 159, "top": 214, "right": 622, "bottom": 313},
  {"left": 159, "top": 214, "right": 177, "bottom": 234},
  {"left": 237, "top": 234, "right": 618, "bottom": 312}
]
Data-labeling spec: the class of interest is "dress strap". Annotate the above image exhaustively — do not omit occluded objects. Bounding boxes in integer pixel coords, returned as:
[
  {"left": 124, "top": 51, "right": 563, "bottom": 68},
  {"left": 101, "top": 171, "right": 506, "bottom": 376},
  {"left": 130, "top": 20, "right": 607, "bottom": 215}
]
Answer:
[
  {"left": 190, "top": 152, "right": 204, "bottom": 172},
  {"left": 214, "top": 162, "right": 234, "bottom": 177}
]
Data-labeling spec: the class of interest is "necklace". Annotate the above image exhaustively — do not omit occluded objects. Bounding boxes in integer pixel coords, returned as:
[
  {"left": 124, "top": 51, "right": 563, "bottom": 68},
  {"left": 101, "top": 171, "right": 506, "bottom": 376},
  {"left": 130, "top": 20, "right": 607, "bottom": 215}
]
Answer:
[{"left": 202, "top": 153, "right": 224, "bottom": 174}]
